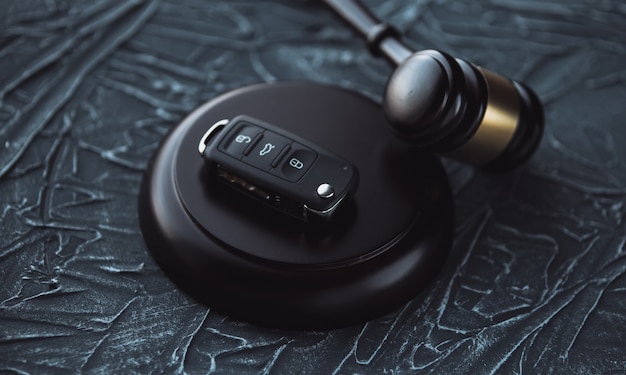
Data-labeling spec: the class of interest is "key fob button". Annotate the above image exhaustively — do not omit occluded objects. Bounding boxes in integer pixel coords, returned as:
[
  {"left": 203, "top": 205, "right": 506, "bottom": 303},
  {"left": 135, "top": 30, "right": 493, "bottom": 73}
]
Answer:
[
  {"left": 243, "top": 131, "right": 291, "bottom": 171},
  {"left": 272, "top": 144, "right": 317, "bottom": 182},
  {"left": 219, "top": 123, "right": 263, "bottom": 159}
]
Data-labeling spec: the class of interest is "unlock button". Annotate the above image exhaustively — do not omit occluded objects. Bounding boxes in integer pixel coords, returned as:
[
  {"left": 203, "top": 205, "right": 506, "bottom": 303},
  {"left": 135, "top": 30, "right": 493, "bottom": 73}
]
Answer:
[
  {"left": 273, "top": 144, "right": 317, "bottom": 182},
  {"left": 219, "top": 123, "right": 263, "bottom": 159}
]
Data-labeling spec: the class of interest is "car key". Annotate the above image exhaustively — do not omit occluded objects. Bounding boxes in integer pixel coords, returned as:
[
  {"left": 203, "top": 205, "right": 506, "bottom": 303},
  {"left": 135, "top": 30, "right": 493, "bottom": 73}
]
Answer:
[{"left": 198, "top": 115, "right": 359, "bottom": 221}]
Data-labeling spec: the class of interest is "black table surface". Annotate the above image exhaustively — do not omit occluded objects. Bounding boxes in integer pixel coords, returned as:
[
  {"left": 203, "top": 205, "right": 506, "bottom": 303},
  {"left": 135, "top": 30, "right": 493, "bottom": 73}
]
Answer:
[{"left": 1, "top": 0, "right": 625, "bottom": 373}]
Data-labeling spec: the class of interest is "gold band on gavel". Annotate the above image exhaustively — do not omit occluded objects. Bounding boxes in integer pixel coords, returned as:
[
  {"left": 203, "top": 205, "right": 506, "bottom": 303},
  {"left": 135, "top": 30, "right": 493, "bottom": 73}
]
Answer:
[{"left": 447, "top": 68, "right": 521, "bottom": 166}]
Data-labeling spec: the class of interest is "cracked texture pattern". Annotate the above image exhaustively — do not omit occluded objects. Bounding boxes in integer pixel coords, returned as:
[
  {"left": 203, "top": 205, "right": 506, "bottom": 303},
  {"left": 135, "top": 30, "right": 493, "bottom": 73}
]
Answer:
[{"left": 1, "top": 0, "right": 625, "bottom": 373}]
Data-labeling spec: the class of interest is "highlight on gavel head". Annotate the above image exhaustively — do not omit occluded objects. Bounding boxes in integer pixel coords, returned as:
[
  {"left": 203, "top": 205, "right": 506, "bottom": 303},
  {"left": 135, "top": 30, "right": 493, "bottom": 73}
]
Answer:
[{"left": 383, "top": 49, "right": 544, "bottom": 172}]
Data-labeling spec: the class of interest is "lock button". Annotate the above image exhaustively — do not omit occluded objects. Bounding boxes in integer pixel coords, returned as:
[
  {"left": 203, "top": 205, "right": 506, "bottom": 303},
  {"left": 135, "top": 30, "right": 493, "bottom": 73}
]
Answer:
[{"left": 272, "top": 144, "right": 317, "bottom": 182}]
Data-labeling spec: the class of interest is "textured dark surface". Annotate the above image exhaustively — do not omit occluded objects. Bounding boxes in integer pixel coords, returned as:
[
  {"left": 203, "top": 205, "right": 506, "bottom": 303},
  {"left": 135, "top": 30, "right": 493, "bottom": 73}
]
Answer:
[{"left": 1, "top": 0, "right": 625, "bottom": 373}]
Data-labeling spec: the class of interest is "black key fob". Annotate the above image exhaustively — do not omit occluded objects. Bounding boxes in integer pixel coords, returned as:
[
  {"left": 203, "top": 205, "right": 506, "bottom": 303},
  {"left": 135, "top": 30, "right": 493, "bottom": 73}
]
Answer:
[{"left": 198, "top": 115, "right": 359, "bottom": 221}]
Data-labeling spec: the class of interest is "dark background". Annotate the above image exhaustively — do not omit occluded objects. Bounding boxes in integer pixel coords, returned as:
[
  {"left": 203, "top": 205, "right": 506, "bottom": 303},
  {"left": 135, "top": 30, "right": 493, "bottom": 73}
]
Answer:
[{"left": 1, "top": 0, "right": 625, "bottom": 373}]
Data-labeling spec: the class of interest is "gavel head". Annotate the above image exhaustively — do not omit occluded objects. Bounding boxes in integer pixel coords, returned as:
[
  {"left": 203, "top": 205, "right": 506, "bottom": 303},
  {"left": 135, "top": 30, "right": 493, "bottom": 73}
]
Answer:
[{"left": 383, "top": 49, "right": 544, "bottom": 172}]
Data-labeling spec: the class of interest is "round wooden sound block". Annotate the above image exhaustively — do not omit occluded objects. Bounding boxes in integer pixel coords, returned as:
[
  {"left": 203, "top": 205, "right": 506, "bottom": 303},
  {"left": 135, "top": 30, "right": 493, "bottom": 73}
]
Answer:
[{"left": 138, "top": 82, "right": 454, "bottom": 329}]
